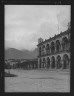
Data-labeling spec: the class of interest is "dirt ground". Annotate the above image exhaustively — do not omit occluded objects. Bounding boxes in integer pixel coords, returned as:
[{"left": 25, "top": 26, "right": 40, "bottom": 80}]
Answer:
[{"left": 5, "top": 69, "right": 70, "bottom": 92}]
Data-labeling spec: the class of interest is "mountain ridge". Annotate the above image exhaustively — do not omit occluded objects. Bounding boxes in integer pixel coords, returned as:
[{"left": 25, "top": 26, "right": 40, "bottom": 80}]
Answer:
[{"left": 5, "top": 48, "right": 38, "bottom": 59}]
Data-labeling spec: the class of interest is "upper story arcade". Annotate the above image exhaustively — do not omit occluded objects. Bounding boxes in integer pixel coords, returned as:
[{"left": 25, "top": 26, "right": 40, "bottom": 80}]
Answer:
[{"left": 37, "top": 22, "right": 71, "bottom": 57}]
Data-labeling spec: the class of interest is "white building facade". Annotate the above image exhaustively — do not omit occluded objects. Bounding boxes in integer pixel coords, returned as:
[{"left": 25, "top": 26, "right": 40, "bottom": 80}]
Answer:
[{"left": 37, "top": 23, "right": 71, "bottom": 70}]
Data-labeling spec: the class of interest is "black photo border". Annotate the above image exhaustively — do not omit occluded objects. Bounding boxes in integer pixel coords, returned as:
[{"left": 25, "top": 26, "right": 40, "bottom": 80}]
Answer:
[{"left": 0, "top": 0, "right": 72, "bottom": 96}]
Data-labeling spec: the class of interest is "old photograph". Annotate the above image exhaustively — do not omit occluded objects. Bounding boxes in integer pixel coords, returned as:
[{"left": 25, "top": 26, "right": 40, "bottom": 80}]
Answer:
[{"left": 5, "top": 5, "right": 71, "bottom": 92}]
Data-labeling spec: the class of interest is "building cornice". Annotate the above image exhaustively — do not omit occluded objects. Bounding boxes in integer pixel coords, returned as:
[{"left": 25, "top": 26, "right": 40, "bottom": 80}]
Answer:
[
  {"left": 37, "top": 50, "right": 70, "bottom": 58},
  {"left": 37, "top": 29, "right": 70, "bottom": 46}
]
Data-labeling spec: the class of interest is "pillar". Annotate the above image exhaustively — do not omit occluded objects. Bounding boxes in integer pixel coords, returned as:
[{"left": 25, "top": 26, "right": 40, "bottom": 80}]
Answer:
[
  {"left": 42, "top": 62, "right": 44, "bottom": 69},
  {"left": 50, "top": 61, "right": 52, "bottom": 69},
  {"left": 68, "top": 58, "right": 70, "bottom": 70},
  {"left": 45, "top": 62, "right": 47, "bottom": 69},
  {"left": 61, "top": 60, "right": 64, "bottom": 70},
  {"left": 54, "top": 43, "right": 56, "bottom": 53},
  {"left": 46, "top": 62, "right": 48, "bottom": 69},
  {"left": 60, "top": 42, "right": 63, "bottom": 51},
  {"left": 55, "top": 61, "right": 57, "bottom": 69},
  {"left": 50, "top": 46, "right": 51, "bottom": 54},
  {"left": 44, "top": 47, "right": 46, "bottom": 55},
  {"left": 38, "top": 58, "right": 40, "bottom": 69},
  {"left": 41, "top": 62, "right": 42, "bottom": 68},
  {"left": 55, "top": 46, "right": 57, "bottom": 53}
]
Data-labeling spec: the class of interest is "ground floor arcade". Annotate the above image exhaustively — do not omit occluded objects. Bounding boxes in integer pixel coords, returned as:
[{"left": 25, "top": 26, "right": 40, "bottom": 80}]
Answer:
[
  {"left": 15, "top": 59, "right": 38, "bottom": 69},
  {"left": 38, "top": 52, "right": 70, "bottom": 69}
]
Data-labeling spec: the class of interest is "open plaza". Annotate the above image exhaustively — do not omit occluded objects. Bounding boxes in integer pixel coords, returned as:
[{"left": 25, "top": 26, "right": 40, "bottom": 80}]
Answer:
[{"left": 5, "top": 69, "right": 70, "bottom": 92}]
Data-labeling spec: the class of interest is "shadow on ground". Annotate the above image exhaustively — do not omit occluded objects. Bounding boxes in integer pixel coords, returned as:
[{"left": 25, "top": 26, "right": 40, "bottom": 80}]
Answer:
[{"left": 5, "top": 72, "right": 17, "bottom": 77}]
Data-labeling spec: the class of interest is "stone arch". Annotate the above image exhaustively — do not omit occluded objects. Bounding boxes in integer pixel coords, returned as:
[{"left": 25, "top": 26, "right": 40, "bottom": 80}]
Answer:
[
  {"left": 51, "top": 42, "right": 55, "bottom": 53},
  {"left": 63, "top": 54, "right": 69, "bottom": 69},
  {"left": 62, "top": 37, "right": 69, "bottom": 51},
  {"left": 51, "top": 56, "right": 55, "bottom": 68},
  {"left": 56, "top": 40, "right": 61, "bottom": 52},
  {"left": 56, "top": 55, "right": 62, "bottom": 69},
  {"left": 46, "top": 44, "right": 50, "bottom": 54},
  {"left": 43, "top": 58, "right": 46, "bottom": 68},
  {"left": 47, "top": 57, "right": 50, "bottom": 68}
]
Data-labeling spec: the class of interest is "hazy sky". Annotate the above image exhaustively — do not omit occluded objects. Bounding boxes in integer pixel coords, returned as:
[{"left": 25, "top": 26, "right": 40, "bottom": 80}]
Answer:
[{"left": 5, "top": 5, "right": 71, "bottom": 51}]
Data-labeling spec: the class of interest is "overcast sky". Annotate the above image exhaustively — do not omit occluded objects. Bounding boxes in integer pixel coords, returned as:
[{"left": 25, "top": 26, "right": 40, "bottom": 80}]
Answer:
[{"left": 5, "top": 5, "right": 71, "bottom": 51}]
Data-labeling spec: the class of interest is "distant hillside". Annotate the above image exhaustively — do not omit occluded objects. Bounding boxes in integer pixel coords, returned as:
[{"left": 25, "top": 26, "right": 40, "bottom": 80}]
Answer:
[{"left": 5, "top": 48, "right": 38, "bottom": 59}]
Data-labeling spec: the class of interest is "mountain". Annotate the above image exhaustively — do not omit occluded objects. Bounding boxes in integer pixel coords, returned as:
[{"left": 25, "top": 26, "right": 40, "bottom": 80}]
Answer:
[{"left": 5, "top": 48, "right": 38, "bottom": 59}]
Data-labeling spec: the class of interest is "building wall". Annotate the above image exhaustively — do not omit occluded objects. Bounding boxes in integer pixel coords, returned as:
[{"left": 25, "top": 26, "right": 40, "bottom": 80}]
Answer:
[{"left": 37, "top": 29, "right": 70, "bottom": 70}]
